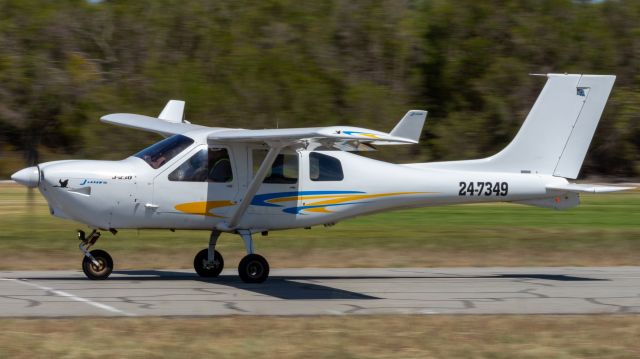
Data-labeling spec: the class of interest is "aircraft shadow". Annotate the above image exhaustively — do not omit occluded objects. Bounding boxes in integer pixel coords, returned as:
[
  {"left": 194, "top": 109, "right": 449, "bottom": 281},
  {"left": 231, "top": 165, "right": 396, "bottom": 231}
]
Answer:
[
  {"left": 22, "top": 270, "right": 607, "bottom": 301},
  {"left": 494, "top": 274, "right": 608, "bottom": 281},
  {"left": 111, "top": 270, "right": 380, "bottom": 300},
  {"left": 25, "top": 270, "right": 378, "bottom": 300}
]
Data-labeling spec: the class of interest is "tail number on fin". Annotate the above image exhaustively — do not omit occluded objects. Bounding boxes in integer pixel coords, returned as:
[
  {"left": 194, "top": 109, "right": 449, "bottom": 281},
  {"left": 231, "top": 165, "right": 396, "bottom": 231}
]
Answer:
[{"left": 459, "top": 182, "right": 508, "bottom": 196}]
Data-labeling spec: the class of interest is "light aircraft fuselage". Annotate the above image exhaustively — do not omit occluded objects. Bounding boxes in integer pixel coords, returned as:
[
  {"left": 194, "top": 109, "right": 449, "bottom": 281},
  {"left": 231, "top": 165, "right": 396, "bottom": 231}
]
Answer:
[{"left": 34, "top": 132, "right": 573, "bottom": 232}]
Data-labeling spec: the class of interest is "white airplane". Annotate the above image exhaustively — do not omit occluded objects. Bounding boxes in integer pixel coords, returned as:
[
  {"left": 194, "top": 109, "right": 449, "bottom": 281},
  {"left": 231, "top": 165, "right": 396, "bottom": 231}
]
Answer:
[{"left": 11, "top": 73, "right": 634, "bottom": 283}]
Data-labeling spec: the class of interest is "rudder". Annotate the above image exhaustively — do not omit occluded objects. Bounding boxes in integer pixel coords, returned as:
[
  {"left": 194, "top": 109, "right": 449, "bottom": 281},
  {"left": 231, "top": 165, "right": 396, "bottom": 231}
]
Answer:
[{"left": 553, "top": 75, "right": 616, "bottom": 178}]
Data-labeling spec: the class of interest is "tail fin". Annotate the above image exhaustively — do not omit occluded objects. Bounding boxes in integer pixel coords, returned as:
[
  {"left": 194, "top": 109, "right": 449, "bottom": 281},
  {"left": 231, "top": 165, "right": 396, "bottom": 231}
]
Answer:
[
  {"left": 423, "top": 74, "right": 615, "bottom": 179},
  {"left": 494, "top": 74, "right": 615, "bottom": 178}
]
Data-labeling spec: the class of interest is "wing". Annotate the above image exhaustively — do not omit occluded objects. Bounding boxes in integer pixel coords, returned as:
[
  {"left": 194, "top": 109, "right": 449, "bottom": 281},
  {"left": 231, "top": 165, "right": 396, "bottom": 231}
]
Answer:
[
  {"left": 208, "top": 110, "right": 427, "bottom": 150},
  {"left": 101, "top": 100, "right": 427, "bottom": 149},
  {"left": 101, "top": 113, "right": 204, "bottom": 137},
  {"left": 100, "top": 100, "right": 204, "bottom": 137},
  {"left": 208, "top": 126, "right": 410, "bottom": 149}
]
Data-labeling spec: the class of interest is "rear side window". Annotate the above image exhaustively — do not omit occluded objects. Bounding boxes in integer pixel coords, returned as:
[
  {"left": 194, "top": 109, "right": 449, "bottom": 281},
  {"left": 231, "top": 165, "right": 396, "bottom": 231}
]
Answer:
[
  {"left": 252, "top": 150, "right": 299, "bottom": 184},
  {"left": 310, "top": 152, "right": 343, "bottom": 181}
]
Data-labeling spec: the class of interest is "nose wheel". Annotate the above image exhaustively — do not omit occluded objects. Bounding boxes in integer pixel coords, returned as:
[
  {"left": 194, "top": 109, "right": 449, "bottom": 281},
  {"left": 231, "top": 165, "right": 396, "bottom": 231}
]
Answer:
[
  {"left": 82, "top": 249, "right": 113, "bottom": 280},
  {"left": 78, "top": 230, "right": 113, "bottom": 280}
]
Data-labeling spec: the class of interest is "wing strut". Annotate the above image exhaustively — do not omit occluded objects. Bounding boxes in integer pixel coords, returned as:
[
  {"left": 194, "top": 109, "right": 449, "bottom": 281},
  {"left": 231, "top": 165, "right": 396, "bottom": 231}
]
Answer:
[{"left": 218, "top": 145, "right": 284, "bottom": 231}]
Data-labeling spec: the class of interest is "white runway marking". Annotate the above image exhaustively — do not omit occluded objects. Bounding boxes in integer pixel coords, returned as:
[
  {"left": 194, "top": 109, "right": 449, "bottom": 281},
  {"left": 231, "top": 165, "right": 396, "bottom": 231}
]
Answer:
[{"left": 6, "top": 278, "right": 135, "bottom": 317}]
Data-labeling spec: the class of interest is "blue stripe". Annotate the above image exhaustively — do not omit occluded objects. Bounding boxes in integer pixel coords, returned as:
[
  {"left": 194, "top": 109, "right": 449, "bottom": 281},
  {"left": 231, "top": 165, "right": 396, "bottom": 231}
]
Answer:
[
  {"left": 251, "top": 190, "right": 364, "bottom": 208},
  {"left": 283, "top": 202, "right": 360, "bottom": 214}
]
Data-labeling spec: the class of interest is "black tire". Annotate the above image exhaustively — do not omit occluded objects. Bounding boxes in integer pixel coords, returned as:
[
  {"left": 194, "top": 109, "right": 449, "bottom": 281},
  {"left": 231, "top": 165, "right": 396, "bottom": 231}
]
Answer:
[
  {"left": 193, "top": 249, "right": 224, "bottom": 277},
  {"left": 238, "top": 254, "right": 270, "bottom": 283},
  {"left": 82, "top": 249, "right": 113, "bottom": 280}
]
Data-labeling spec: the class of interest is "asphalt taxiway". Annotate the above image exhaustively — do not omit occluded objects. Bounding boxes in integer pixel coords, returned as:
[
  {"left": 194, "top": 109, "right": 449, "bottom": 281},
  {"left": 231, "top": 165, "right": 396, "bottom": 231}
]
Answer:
[{"left": 0, "top": 267, "right": 638, "bottom": 317}]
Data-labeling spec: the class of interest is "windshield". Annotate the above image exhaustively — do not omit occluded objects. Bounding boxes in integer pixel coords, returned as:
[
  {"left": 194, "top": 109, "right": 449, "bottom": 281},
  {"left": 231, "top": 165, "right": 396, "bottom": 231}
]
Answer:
[{"left": 134, "top": 134, "right": 194, "bottom": 169}]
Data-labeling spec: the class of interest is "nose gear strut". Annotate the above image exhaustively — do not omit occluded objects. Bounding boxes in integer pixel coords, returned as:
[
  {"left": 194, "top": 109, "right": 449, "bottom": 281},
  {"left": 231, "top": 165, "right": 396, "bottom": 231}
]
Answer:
[{"left": 78, "top": 229, "right": 101, "bottom": 266}]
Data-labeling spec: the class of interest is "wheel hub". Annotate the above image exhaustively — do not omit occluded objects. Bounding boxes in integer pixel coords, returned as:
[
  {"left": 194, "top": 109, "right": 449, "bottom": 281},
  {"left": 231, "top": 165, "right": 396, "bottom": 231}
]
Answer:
[
  {"left": 203, "top": 259, "right": 219, "bottom": 270},
  {"left": 194, "top": 249, "right": 224, "bottom": 278},
  {"left": 247, "top": 261, "right": 263, "bottom": 278},
  {"left": 91, "top": 258, "right": 106, "bottom": 273}
]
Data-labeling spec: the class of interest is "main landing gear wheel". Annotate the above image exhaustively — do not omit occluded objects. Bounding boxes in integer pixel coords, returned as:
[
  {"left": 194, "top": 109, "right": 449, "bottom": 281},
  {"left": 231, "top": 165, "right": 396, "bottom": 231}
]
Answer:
[
  {"left": 82, "top": 249, "right": 113, "bottom": 280},
  {"left": 193, "top": 249, "right": 224, "bottom": 277},
  {"left": 238, "top": 254, "right": 270, "bottom": 283}
]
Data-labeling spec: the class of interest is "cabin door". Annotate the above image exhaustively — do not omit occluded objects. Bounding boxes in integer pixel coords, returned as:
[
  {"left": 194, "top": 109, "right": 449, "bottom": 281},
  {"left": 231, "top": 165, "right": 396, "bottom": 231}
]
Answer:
[{"left": 151, "top": 145, "right": 239, "bottom": 228}]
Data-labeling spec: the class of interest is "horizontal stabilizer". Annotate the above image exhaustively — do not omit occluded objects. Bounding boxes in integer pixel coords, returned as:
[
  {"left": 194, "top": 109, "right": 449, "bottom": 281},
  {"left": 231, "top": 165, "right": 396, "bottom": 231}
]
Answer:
[
  {"left": 101, "top": 113, "right": 204, "bottom": 137},
  {"left": 546, "top": 183, "right": 635, "bottom": 193},
  {"left": 513, "top": 193, "right": 580, "bottom": 210},
  {"left": 387, "top": 110, "right": 427, "bottom": 144}
]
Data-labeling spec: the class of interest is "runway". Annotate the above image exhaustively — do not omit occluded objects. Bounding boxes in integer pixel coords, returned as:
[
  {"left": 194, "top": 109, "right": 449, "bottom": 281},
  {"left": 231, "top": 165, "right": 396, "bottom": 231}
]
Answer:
[{"left": 0, "top": 267, "right": 639, "bottom": 317}]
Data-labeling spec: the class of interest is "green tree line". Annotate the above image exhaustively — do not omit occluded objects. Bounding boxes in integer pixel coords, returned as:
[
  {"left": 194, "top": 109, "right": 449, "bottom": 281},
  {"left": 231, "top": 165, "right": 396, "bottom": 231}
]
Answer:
[{"left": 0, "top": 0, "right": 638, "bottom": 178}]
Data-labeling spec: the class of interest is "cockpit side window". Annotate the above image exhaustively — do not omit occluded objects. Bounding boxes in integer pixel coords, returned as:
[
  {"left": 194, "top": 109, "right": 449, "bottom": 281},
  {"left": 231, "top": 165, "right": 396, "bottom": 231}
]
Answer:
[
  {"left": 310, "top": 152, "right": 344, "bottom": 181},
  {"left": 134, "top": 134, "right": 194, "bottom": 169},
  {"left": 252, "top": 150, "right": 298, "bottom": 184},
  {"left": 169, "top": 147, "right": 233, "bottom": 183}
]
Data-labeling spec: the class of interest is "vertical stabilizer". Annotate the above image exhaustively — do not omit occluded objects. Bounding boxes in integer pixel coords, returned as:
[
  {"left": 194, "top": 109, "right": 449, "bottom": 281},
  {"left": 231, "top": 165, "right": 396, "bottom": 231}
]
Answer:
[
  {"left": 418, "top": 74, "right": 615, "bottom": 179},
  {"left": 486, "top": 73, "right": 613, "bottom": 178}
]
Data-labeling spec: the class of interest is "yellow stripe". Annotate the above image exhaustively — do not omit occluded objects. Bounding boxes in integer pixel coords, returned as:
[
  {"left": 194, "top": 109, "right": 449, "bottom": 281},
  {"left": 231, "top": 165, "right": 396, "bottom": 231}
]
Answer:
[
  {"left": 175, "top": 200, "right": 235, "bottom": 218},
  {"left": 271, "top": 192, "right": 432, "bottom": 205},
  {"left": 305, "top": 207, "right": 334, "bottom": 213},
  {"left": 307, "top": 192, "right": 428, "bottom": 206}
]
